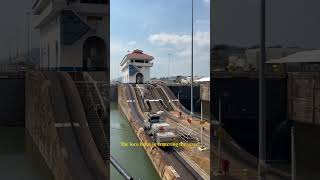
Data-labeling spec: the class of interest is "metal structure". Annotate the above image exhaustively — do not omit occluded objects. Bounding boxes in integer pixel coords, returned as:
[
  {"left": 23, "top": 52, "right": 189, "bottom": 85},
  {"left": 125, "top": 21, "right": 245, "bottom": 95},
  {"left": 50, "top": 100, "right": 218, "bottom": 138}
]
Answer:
[
  {"left": 259, "top": 0, "right": 266, "bottom": 179},
  {"left": 168, "top": 52, "right": 171, "bottom": 78},
  {"left": 26, "top": 11, "right": 30, "bottom": 64},
  {"left": 176, "top": 123, "right": 199, "bottom": 142},
  {"left": 190, "top": 0, "right": 194, "bottom": 119},
  {"left": 110, "top": 156, "right": 134, "bottom": 180},
  {"left": 291, "top": 126, "right": 296, "bottom": 180}
]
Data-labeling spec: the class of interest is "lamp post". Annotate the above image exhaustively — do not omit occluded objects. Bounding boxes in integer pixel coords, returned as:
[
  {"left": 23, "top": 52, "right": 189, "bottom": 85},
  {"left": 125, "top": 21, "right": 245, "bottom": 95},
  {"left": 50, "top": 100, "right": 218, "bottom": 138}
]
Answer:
[
  {"left": 190, "top": 0, "right": 194, "bottom": 120},
  {"left": 26, "top": 11, "right": 30, "bottom": 64},
  {"left": 291, "top": 126, "right": 296, "bottom": 180},
  {"left": 259, "top": 0, "right": 266, "bottom": 179},
  {"left": 168, "top": 52, "right": 171, "bottom": 79},
  {"left": 217, "top": 97, "right": 222, "bottom": 174},
  {"left": 197, "top": 99, "right": 207, "bottom": 151}
]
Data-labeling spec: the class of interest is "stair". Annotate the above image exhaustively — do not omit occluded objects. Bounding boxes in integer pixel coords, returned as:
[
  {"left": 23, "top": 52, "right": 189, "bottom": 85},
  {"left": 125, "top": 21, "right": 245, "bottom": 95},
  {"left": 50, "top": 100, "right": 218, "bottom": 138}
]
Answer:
[
  {"left": 134, "top": 85, "right": 148, "bottom": 112},
  {"left": 75, "top": 79, "right": 109, "bottom": 163}
]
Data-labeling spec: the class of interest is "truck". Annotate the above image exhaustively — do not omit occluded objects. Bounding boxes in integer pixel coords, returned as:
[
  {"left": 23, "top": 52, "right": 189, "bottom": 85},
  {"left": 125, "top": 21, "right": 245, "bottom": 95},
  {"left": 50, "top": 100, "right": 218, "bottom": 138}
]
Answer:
[{"left": 144, "top": 112, "right": 176, "bottom": 144}]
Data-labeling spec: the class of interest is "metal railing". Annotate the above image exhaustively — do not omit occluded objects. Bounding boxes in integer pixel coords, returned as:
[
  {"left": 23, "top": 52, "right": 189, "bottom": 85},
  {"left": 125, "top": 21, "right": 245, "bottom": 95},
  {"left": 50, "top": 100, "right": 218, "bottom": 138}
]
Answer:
[
  {"left": 110, "top": 156, "right": 134, "bottom": 180},
  {"left": 157, "top": 83, "right": 212, "bottom": 122},
  {"left": 176, "top": 124, "right": 199, "bottom": 142},
  {"left": 82, "top": 78, "right": 109, "bottom": 161},
  {"left": 0, "top": 65, "right": 34, "bottom": 72},
  {"left": 83, "top": 72, "right": 106, "bottom": 112}
]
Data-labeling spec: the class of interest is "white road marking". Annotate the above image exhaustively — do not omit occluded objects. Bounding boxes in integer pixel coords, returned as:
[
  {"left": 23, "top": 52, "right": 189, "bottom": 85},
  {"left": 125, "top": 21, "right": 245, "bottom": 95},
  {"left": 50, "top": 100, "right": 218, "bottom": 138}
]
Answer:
[
  {"left": 144, "top": 99, "right": 162, "bottom": 102},
  {"left": 169, "top": 99, "right": 179, "bottom": 102}
]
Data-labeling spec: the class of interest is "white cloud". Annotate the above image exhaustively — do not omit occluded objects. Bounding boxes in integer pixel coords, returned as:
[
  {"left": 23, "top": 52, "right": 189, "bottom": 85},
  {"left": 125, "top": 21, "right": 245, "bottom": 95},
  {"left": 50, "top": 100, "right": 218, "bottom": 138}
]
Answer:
[
  {"left": 127, "top": 41, "right": 137, "bottom": 46},
  {"left": 111, "top": 32, "right": 210, "bottom": 79},
  {"left": 148, "top": 33, "right": 191, "bottom": 46},
  {"left": 147, "top": 31, "right": 210, "bottom": 77},
  {"left": 148, "top": 32, "right": 209, "bottom": 47}
]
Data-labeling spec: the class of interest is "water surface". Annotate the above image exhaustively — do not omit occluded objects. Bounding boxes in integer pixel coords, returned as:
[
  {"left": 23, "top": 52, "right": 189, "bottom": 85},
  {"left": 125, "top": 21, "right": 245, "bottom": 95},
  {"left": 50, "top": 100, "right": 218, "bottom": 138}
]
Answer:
[
  {"left": 110, "top": 103, "right": 160, "bottom": 180},
  {"left": 0, "top": 127, "right": 53, "bottom": 180}
]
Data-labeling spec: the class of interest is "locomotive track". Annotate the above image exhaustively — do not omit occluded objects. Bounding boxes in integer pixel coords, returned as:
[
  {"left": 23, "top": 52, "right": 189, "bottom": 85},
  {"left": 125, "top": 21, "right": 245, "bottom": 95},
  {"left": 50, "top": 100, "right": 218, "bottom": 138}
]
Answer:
[{"left": 123, "top": 84, "right": 203, "bottom": 180}]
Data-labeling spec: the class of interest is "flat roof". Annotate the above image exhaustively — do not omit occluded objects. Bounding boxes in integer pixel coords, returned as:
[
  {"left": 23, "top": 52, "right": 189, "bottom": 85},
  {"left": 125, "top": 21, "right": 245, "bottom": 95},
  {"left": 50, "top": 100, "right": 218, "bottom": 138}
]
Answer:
[
  {"left": 267, "top": 50, "right": 320, "bottom": 64},
  {"left": 195, "top": 77, "right": 210, "bottom": 82}
]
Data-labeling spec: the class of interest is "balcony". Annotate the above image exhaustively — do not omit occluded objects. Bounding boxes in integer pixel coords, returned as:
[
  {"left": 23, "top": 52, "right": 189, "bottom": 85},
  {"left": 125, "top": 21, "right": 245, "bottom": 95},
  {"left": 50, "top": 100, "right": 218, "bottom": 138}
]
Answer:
[{"left": 120, "top": 61, "right": 153, "bottom": 71}]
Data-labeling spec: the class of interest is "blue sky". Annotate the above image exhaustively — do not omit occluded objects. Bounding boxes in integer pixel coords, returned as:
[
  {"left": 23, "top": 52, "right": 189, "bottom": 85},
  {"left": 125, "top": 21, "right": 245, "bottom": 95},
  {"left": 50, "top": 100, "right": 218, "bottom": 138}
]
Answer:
[{"left": 110, "top": 0, "right": 210, "bottom": 79}]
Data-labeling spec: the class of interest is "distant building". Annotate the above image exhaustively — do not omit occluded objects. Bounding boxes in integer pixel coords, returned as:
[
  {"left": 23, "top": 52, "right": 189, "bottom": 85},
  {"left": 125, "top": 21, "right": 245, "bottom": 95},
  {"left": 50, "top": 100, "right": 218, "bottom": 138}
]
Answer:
[
  {"left": 180, "top": 76, "right": 204, "bottom": 84},
  {"left": 267, "top": 49, "right": 320, "bottom": 72},
  {"left": 32, "top": 0, "right": 109, "bottom": 71},
  {"left": 211, "top": 45, "right": 245, "bottom": 71},
  {"left": 245, "top": 47, "right": 303, "bottom": 71},
  {"left": 195, "top": 77, "right": 210, "bottom": 83},
  {"left": 212, "top": 46, "right": 306, "bottom": 72},
  {"left": 120, "top": 49, "right": 154, "bottom": 84}
]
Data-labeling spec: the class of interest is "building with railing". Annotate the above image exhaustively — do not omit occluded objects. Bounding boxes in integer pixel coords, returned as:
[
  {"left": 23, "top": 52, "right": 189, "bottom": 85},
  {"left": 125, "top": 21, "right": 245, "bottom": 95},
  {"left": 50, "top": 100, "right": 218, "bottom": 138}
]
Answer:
[
  {"left": 120, "top": 49, "right": 154, "bottom": 84},
  {"left": 32, "top": 0, "right": 109, "bottom": 71}
]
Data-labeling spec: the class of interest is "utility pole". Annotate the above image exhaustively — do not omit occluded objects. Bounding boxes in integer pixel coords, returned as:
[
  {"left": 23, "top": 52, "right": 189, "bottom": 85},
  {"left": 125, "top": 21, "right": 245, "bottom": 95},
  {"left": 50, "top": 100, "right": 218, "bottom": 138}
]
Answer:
[
  {"left": 291, "top": 126, "right": 296, "bottom": 180},
  {"left": 217, "top": 97, "right": 222, "bottom": 174},
  {"left": 259, "top": 0, "right": 266, "bottom": 179},
  {"left": 168, "top": 53, "right": 171, "bottom": 79},
  {"left": 200, "top": 100, "right": 203, "bottom": 147},
  {"left": 26, "top": 11, "right": 30, "bottom": 64},
  {"left": 190, "top": 0, "right": 194, "bottom": 120},
  {"left": 197, "top": 99, "right": 208, "bottom": 152},
  {"left": 178, "top": 92, "right": 180, "bottom": 109}
]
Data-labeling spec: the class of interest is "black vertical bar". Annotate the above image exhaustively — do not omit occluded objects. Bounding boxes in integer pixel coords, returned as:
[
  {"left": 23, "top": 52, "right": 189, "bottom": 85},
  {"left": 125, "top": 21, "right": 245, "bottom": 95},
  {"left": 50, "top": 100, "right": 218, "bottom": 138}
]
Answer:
[
  {"left": 191, "top": 0, "right": 194, "bottom": 118},
  {"left": 259, "top": 0, "right": 266, "bottom": 179}
]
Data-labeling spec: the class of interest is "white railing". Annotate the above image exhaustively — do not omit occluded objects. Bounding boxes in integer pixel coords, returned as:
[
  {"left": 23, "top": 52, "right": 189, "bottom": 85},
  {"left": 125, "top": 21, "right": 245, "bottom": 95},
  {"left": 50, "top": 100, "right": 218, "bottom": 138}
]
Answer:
[
  {"left": 82, "top": 79, "right": 109, "bottom": 160},
  {"left": 176, "top": 123, "right": 199, "bottom": 142},
  {"left": 83, "top": 72, "right": 106, "bottom": 111}
]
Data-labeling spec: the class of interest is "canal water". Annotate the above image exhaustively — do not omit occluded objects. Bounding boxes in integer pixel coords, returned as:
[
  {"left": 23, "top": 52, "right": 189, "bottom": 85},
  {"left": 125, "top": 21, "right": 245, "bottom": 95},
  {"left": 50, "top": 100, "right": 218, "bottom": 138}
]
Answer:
[
  {"left": 110, "top": 102, "right": 160, "bottom": 180},
  {"left": 0, "top": 127, "right": 53, "bottom": 180}
]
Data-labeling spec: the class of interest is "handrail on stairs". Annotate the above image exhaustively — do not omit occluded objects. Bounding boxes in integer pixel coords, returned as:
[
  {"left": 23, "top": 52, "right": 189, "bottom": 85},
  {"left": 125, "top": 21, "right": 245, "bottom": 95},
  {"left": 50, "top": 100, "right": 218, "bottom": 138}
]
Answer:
[{"left": 83, "top": 77, "right": 109, "bottom": 158}]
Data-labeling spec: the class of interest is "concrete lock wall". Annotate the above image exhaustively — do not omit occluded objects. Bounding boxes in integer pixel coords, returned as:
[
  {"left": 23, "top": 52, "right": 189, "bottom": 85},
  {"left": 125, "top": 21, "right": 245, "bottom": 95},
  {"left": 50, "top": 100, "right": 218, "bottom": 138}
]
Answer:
[
  {"left": 168, "top": 85, "right": 201, "bottom": 112},
  {"left": 110, "top": 84, "right": 118, "bottom": 102},
  {"left": 288, "top": 72, "right": 320, "bottom": 125},
  {"left": 0, "top": 77, "right": 25, "bottom": 126},
  {"left": 26, "top": 71, "right": 108, "bottom": 180},
  {"left": 25, "top": 71, "right": 72, "bottom": 180},
  {"left": 118, "top": 85, "right": 178, "bottom": 180}
]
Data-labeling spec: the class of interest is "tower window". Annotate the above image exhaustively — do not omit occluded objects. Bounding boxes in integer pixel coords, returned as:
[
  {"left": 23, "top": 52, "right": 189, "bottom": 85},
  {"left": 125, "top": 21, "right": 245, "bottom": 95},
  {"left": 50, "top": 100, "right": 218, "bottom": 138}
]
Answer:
[{"left": 135, "top": 60, "right": 144, "bottom": 63}]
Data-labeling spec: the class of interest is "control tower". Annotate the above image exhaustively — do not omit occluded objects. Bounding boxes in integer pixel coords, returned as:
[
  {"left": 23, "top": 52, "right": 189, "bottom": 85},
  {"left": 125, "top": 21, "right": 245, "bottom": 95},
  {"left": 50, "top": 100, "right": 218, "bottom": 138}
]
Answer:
[
  {"left": 32, "top": 0, "right": 109, "bottom": 71},
  {"left": 120, "top": 49, "right": 154, "bottom": 84}
]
